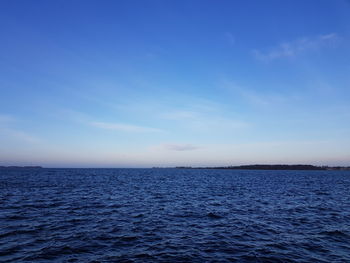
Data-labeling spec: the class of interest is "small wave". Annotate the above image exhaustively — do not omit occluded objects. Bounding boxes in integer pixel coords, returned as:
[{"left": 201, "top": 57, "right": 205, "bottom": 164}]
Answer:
[
  {"left": 207, "top": 212, "right": 223, "bottom": 219},
  {"left": 0, "top": 229, "right": 37, "bottom": 239},
  {"left": 320, "top": 230, "right": 349, "bottom": 237},
  {"left": 1, "top": 168, "right": 350, "bottom": 262},
  {"left": 6, "top": 214, "right": 28, "bottom": 220},
  {"left": 120, "top": 235, "right": 138, "bottom": 242},
  {"left": 132, "top": 213, "right": 144, "bottom": 218}
]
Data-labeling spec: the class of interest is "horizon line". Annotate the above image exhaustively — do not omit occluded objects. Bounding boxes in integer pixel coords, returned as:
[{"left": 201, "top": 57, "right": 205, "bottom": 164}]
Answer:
[{"left": 1, "top": 163, "right": 350, "bottom": 170}]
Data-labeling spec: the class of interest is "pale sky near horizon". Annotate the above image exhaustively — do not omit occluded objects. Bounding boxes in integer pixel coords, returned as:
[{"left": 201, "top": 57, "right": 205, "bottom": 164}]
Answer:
[{"left": 1, "top": 0, "right": 350, "bottom": 167}]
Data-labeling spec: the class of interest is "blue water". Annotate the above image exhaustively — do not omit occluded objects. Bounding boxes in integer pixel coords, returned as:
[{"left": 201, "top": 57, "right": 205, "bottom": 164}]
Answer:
[{"left": 1, "top": 168, "right": 350, "bottom": 262}]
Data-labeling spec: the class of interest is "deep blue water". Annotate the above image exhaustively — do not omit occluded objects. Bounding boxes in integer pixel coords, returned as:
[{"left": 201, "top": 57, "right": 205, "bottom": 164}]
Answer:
[{"left": 1, "top": 168, "right": 350, "bottom": 262}]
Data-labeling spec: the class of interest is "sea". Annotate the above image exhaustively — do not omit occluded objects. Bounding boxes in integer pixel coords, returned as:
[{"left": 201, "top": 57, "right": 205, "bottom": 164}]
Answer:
[{"left": 0, "top": 168, "right": 350, "bottom": 262}]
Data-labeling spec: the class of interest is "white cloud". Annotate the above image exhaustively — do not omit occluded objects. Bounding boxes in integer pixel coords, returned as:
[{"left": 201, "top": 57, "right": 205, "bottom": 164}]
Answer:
[
  {"left": 241, "top": 88, "right": 288, "bottom": 107},
  {"left": 221, "top": 80, "right": 291, "bottom": 108},
  {"left": 0, "top": 128, "right": 41, "bottom": 143},
  {"left": 0, "top": 114, "right": 15, "bottom": 125},
  {"left": 60, "top": 109, "right": 164, "bottom": 133},
  {"left": 161, "top": 110, "right": 199, "bottom": 121},
  {"left": 225, "top": 32, "right": 235, "bottom": 45},
  {"left": 253, "top": 33, "right": 339, "bottom": 61},
  {"left": 159, "top": 98, "right": 249, "bottom": 131},
  {"left": 0, "top": 114, "right": 41, "bottom": 144},
  {"left": 90, "top": 121, "right": 162, "bottom": 133},
  {"left": 163, "top": 143, "right": 200, "bottom": 151},
  {"left": 161, "top": 108, "right": 248, "bottom": 131}
]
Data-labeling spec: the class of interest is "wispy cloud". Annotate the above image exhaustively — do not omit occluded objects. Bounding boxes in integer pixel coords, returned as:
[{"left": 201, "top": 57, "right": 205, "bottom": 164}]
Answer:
[
  {"left": 161, "top": 108, "right": 248, "bottom": 131},
  {"left": 225, "top": 32, "right": 236, "bottom": 45},
  {"left": 162, "top": 143, "right": 200, "bottom": 151},
  {"left": 161, "top": 110, "right": 199, "bottom": 121},
  {"left": 60, "top": 109, "right": 164, "bottom": 133},
  {"left": 238, "top": 87, "right": 288, "bottom": 107},
  {"left": 0, "top": 127, "right": 41, "bottom": 143},
  {"left": 90, "top": 121, "right": 162, "bottom": 133},
  {"left": 0, "top": 114, "right": 41, "bottom": 143},
  {"left": 158, "top": 97, "right": 249, "bottom": 130},
  {"left": 253, "top": 33, "right": 339, "bottom": 61},
  {"left": 0, "top": 114, "right": 15, "bottom": 124},
  {"left": 222, "top": 80, "right": 297, "bottom": 108}
]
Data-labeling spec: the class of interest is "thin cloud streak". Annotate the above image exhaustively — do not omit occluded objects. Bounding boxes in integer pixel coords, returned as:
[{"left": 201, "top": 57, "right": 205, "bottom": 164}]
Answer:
[
  {"left": 0, "top": 128, "right": 41, "bottom": 143},
  {"left": 253, "top": 33, "right": 339, "bottom": 61},
  {"left": 225, "top": 32, "right": 236, "bottom": 45},
  {"left": 59, "top": 109, "right": 164, "bottom": 133},
  {"left": 161, "top": 107, "right": 249, "bottom": 131},
  {"left": 221, "top": 80, "right": 291, "bottom": 108},
  {"left": 161, "top": 110, "right": 199, "bottom": 121},
  {"left": 0, "top": 114, "right": 15, "bottom": 124},
  {"left": 0, "top": 114, "right": 41, "bottom": 143},
  {"left": 163, "top": 143, "right": 200, "bottom": 151},
  {"left": 90, "top": 121, "right": 163, "bottom": 133}
]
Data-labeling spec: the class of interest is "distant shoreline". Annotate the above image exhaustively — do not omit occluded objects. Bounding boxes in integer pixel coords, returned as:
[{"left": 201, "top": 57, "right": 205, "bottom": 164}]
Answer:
[
  {"left": 0, "top": 166, "right": 43, "bottom": 169},
  {"left": 1, "top": 165, "right": 350, "bottom": 171},
  {"left": 174, "top": 164, "right": 350, "bottom": 171}
]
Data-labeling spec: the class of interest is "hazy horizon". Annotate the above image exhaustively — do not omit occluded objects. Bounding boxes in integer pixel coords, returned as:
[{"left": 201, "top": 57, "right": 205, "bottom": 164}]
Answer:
[{"left": 1, "top": 0, "right": 350, "bottom": 167}]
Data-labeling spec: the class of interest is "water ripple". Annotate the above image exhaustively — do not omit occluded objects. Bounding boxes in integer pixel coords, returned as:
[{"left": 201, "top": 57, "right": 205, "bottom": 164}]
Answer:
[{"left": 1, "top": 168, "right": 350, "bottom": 262}]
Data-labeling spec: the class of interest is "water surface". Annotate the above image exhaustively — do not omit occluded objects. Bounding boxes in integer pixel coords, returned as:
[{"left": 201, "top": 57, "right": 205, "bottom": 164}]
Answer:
[{"left": 1, "top": 168, "right": 350, "bottom": 262}]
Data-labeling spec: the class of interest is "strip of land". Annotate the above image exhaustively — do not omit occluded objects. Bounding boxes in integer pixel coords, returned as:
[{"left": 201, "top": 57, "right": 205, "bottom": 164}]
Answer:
[
  {"left": 0, "top": 166, "right": 43, "bottom": 169},
  {"left": 0, "top": 165, "right": 349, "bottom": 170},
  {"left": 175, "top": 165, "right": 350, "bottom": 170}
]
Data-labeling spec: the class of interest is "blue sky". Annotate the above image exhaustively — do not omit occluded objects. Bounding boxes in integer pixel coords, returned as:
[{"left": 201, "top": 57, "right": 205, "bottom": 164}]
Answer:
[{"left": 1, "top": 0, "right": 350, "bottom": 167}]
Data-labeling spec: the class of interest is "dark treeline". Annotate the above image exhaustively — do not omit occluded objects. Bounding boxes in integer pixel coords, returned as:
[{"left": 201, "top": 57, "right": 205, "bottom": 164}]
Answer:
[
  {"left": 210, "top": 165, "right": 324, "bottom": 170},
  {"left": 1, "top": 165, "right": 349, "bottom": 171},
  {"left": 0, "top": 166, "right": 43, "bottom": 169},
  {"left": 176, "top": 165, "right": 350, "bottom": 171}
]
